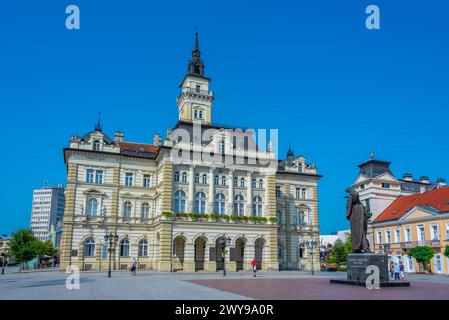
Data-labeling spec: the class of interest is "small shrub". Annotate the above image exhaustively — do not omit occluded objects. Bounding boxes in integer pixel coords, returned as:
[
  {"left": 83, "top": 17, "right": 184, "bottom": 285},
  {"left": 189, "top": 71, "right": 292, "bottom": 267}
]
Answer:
[
  {"left": 250, "top": 216, "right": 258, "bottom": 222},
  {"left": 162, "top": 212, "right": 172, "bottom": 219},
  {"left": 223, "top": 214, "right": 230, "bottom": 221},
  {"left": 188, "top": 213, "right": 196, "bottom": 220},
  {"left": 258, "top": 217, "right": 267, "bottom": 223},
  {"left": 230, "top": 214, "right": 239, "bottom": 221},
  {"left": 269, "top": 217, "right": 278, "bottom": 224}
]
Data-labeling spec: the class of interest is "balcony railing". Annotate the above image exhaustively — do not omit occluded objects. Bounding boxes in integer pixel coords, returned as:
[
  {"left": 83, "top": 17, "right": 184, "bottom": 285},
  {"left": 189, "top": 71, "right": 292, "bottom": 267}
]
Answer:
[{"left": 376, "top": 240, "right": 443, "bottom": 251}]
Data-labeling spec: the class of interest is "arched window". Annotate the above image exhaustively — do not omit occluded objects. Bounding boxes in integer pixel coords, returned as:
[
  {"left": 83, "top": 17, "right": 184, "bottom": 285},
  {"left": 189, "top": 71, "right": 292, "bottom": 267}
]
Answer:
[
  {"left": 86, "top": 198, "right": 98, "bottom": 216},
  {"left": 141, "top": 202, "right": 150, "bottom": 218},
  {"left": 174, "top": 190, "right": 186, "bottom": 213},
  {"left": 93, "top": 140, "right": 100, "bottom": 151},
  {"left": 252, "top": 196, "right": 263, "bottom": 217},
  {"left": 84, "top": 238, "right": 95, "bottom": 257},
  {"left": 138, "top": 240, "right": 148, "bottom": 257},
  {"left": 234, "top": 195, "right": 245, "bottom": 216},
  {"left": 181, "top": 172, "right": 187, "bottom": 182},
  {"left": 214, "top": 193, "right": 226, "bottom": 215},
  {"left": 123, "top": 201, "right": 132, "bottom": 218},
  {"left": 174, "top": 171, "right": 180, "bottom": 182},
  {"left": 240, "top": 177, "right": 245, "bottom": 187},
  {"left": 194, "top": 192, "right": 206, "bottom": 214},
  {"left": 194, "top": 173, "right": 200, "bottom": 183},
  {"left": 202, "top": 174, "right": 207, "bottom": 184},
  {"left": 120, "top": 239, "right": 129, "bottom": 257}
]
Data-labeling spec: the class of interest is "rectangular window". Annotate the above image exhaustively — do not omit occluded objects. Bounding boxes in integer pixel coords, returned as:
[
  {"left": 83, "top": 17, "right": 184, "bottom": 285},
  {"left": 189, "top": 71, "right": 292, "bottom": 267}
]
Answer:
[
  {"left": 296, "top": 187, "right": 300, "bottom": 199},
  {"left": 446, "top": 223, "right": 449, "bottom": 240},
  {"left": 385, "top": 230, "right": 391, "bottom": 243},
  {"left": 125, "top": 173, "right": 134, "bottom": 186},
  {"left": 86, "top": 169, "right": 94, "bottom": 183},
  {"left": 377, "top": 231, "right": 382, "bottom": 244},
  {"left": 276, "top": 186, "right": 281, "bottom": 197},
  {"left": 405, "top": 228, "right": 411, "bottom": 242},
  {"left": 95, "top": 170, "right": 103, "bottom": 184},
  {"left": 431, "top": 225, "right": 439, "bottom": 240},
  {"left": 301, "top": 188, "right": 307, "bottom": 199},
  {"left": 381, "top": 183, "right": 391, "bottom": 188},
  {"left": 360, "top": 183, "right": 365, "bottom": 190},
  {"left": 417, "top": 225, "right": 425, "bottom": 243},
  {"left": 394, "top": 229, "right": 400, "bottom": 243},
  {"left": 143, "top": 175, "right": 152, "bottom": 188},
  {"left": 194, "top": 110, "right": 198, "bottom": 119},
  {"left": 221, "top": 176, "right": 226, "bottom": 186},
  {"left": 195, "top": 84, "right": 200, "bottom": 93}
]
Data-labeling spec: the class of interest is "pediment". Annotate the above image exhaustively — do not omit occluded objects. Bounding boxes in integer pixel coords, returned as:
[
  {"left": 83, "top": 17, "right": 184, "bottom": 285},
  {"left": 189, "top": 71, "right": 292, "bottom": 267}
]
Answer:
[
  {"left": 373, "top": 172, "right": 399, "bottom": 183},
  {"left": 354, "top": 174, "right": 369, "bottom": 185},
  {"left": 83, "top": 188, "right": 105, "bottom": 195},
  {"left": 400, "top": 207, "right": 436, "bottom": 221}
]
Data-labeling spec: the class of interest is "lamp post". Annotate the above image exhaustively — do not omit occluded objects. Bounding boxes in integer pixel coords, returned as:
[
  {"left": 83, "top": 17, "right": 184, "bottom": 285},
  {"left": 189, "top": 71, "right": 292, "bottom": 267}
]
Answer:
[
  {"left": 219, "top": 236, "right": 231, "bottom": 277},
  {"left": 104, "top": 232, "right": 118, "bottom": 278}
]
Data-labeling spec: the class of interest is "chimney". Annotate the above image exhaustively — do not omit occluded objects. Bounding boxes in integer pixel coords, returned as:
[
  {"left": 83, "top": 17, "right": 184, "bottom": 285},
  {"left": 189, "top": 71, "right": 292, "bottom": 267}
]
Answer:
[
  {"left": 436, "top": 178, "right": 446, "bottom": 188},
  {"left": 402, "top": 173, "right": 413, "bottom": 181},
  {"left": 419, "top": 176, "right": 430, "bottom": 184},
  {"left": 153, "top": 134, "right": 161, "bottom": 147},
  {"left": 114, "top": 131, "right": 124, "bottom": 142}
]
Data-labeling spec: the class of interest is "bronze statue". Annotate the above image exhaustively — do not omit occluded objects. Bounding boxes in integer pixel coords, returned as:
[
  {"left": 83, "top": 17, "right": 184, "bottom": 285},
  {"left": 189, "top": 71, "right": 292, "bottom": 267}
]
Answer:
[{"left": 346, "top": 190, "right": 371, "bottom": 253}]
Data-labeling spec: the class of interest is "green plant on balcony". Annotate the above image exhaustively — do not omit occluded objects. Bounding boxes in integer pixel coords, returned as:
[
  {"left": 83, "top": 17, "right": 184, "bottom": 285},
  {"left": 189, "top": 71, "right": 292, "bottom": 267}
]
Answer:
[
  {"left": 241, "top": 216, "right": 249, "bottom": 222},
  {"left": 223, "top": 214, "right": 230, "bottom": 222},
  {"left": 162, "top": 212, "right": 172, "bottom": 219},
  {"left": 257, "top": 216, "right": 267, "bottom": 223},
  {"left": 230, "top": 214, "right": 239, "bottom": 222},
  {"left": 250, "top": 216, "right": 258, "bottom": 223},
  {"left": 188, "top": 213, "right": 196, "bottom": 221},
  {"left": 269, "top": 217, "right": 278, "bottom": 224}
]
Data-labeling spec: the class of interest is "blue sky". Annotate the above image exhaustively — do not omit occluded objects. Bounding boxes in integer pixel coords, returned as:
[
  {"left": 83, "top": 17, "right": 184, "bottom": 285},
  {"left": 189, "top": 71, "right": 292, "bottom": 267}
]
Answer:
[{"left": 0, "top": 0, "right": 448, "bottom": 235}]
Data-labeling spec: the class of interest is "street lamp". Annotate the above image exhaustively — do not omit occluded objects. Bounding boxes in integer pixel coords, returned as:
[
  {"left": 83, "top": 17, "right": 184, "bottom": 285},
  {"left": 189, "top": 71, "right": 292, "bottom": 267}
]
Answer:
[
  {"left": 219, "top": 236, "right": 231, "bottom": 277},
  {"left": 104, "top": 232, "right": 118, "bottom": 278},
  {"left": 1, "top": 253, "right": 8, "bottom": 275},
  {"left": 300, "top": 238, "right": 319, "bottom": 276}
]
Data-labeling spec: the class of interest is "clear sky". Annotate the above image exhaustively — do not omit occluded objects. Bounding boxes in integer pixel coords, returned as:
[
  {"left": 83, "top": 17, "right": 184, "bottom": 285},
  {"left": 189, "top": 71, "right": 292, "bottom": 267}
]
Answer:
[{"left": 1, "top": 0, "right": 448, "bottom": 235}]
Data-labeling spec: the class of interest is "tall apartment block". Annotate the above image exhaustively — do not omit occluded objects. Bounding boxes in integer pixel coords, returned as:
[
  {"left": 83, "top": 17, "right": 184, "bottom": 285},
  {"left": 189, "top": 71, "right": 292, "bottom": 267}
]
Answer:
[{"left": 30, "top": 185, "right": 65, "bottom": 241}]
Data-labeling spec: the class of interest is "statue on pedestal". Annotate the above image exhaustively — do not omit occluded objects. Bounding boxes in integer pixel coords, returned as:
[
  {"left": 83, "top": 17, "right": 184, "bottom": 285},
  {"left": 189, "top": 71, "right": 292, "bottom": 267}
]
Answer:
[{"left": 346, "top": 189, "right": 371, "bottom": 253}]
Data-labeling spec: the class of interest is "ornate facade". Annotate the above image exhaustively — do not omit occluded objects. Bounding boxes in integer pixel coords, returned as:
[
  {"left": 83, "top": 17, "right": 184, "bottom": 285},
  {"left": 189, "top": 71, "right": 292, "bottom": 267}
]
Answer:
[{"left": 59, "top": 34, "right": 321, "bottom": 273}]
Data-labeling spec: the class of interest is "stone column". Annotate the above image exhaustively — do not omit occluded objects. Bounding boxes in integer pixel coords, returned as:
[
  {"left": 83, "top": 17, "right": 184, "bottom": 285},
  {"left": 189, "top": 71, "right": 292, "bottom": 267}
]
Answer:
[
  {"left": 157, "top": 221, "right": 173, "bottom": 272},
  {"left": 187, "top": 165, "right": 195, "bottom": 213},
  {"left": 183, "top": 242, "right": 196, "bottom": 272},
  {"left": 246, "top": 171, "right": 252, "bottom": 216},
  {"left": 208, "top": 167, "right": 214, "bottom": 213},
  {"left": 227, "top": 169, "right": 234, "bottom": 215}
]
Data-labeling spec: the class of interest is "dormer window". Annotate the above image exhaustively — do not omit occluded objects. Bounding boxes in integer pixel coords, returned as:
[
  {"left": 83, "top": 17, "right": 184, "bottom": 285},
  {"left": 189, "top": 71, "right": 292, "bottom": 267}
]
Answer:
[
  {"left": 93, "top": 140, "right": 101, "bottom": 151},
  {"left": 195, "top": 84, "right": 201, "bottom": 93},
  {"left": 193, "top": 109, "right": 203, "bottom": 120}
]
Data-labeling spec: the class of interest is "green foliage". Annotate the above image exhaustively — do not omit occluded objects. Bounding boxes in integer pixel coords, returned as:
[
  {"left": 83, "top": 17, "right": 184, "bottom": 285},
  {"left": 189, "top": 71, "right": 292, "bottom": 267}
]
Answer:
[
  {"left": 188, "top": 213, "right": 196, "bottom": 220},
  {"left": 269, "top": 217, "right": 278, "bottom": 224},
  {"left": 407, "top": 246, "right": 434, "bottom": 262},
  {"left": 258, "top": 217, "right": 267, "bottom": 223},
  {"left": 10, "top": 229, "right": 40, "bottom": 266},
  {"left": 328, "top": 236, "right": 352, "bottom": 265},
  {"left": 230, "top": 214, "right": 239, "bottom": 221},
  {"left": 36, "top": 240, "right": 57, "bottom": 261},
  {"left": 250, "top": 216, "right": 258, "bottom": 222},
  {"left": 223, "top": 214, "right": 230, "bottom": 221},
  {"left": 408, "top": 246, "right": 435, "bottom": 272},
  {"left": 444, "top": 246, "right": 449, "bottom": 259},
  {"left": 162, "top": 211, "right": 173, "bottom": 219}
]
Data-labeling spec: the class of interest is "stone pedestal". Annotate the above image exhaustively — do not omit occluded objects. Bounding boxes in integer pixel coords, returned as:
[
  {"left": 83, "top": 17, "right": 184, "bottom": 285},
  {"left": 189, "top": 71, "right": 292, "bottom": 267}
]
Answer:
[
  {"left": 330, "top": 253, "right": 410, "bottom": 288},
  {"left": 183, "top": 261, "right": 196, "bottom": 273},
  {"left": 347, "top": 253, "right": 389, "bottom": 283}
]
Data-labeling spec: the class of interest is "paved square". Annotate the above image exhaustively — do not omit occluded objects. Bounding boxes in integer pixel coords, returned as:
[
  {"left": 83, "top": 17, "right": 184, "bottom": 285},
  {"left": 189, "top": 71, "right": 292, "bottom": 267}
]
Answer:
[{"left": 1, "top": 269, "right": 448, "bottom": 300}]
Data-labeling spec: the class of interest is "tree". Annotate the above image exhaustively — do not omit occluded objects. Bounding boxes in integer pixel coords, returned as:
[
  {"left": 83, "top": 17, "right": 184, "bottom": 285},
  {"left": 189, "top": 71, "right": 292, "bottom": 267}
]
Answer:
[
  {"left": 36, "top": 240, "right": 57, "bottom": 263},
  {"left": 329, "top": 240, "right": 347, "bottom": 264},
  {"left": 407, "top": 246, "right": 434, "bottom": 272},
  {"left": 9, "top": 229, "right": 40, "bottom": 271},
  {"left": 444, "top": 246, "right": 449, "bottom": 259}
]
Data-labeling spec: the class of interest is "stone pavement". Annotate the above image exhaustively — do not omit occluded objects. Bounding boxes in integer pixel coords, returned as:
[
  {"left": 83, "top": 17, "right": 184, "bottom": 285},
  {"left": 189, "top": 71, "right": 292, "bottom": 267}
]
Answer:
[{"left": 0, "top": 269, "right": 448, "bottom": 300}]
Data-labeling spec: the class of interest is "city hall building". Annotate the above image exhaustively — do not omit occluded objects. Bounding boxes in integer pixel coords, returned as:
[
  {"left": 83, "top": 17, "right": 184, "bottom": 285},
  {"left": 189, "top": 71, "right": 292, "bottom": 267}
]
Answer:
[{"left": 60, "top": 34, "right": 321, "bottom": 273}]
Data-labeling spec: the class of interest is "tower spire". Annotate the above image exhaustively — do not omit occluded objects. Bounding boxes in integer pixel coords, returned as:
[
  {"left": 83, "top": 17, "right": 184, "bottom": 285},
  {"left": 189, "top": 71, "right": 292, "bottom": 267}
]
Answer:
[
  {"left": 95, "top": 112, "right": 102, "bottom": 132},
  {"left": 187, "top": 31, "right": 204, "bottom": 76}
]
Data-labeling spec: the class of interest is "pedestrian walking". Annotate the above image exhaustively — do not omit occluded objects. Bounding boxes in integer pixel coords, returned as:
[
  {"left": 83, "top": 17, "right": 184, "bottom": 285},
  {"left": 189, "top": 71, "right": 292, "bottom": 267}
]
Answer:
[
  {"left": 130, "top": 257, "right": 137, "bottom": 276},
  {"left": 399, "top": 262, "right": 405, "bottom": 280},
  {"left": 393, "top": 263, "right": 400, "bottom": 280},
  {"left": 251, "top": 258, "right": 259, "bottom": 277}
]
